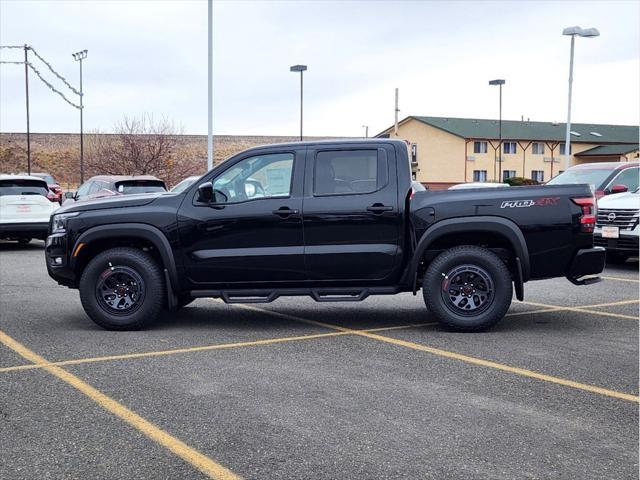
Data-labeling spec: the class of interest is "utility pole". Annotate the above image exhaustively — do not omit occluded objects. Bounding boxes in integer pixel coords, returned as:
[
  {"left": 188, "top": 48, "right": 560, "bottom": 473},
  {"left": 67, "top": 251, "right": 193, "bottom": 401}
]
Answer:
[
  {"left": 394, "top": 88, "right": 399, "bottom": 136},
  {"left": 73, "top": 49, "right": 88, "bottom": 183},
  {"left": 362, "top": 125, "right": 369, "bottom": 138},
  {"left": 23, "top": 45, "right": 31, "bottom": 175},
  {"left": 207, "top": 0, "right": 213, "bottom": 171},
  {"left": 489, "top": 79, "right": 505, "bottom": 181}
]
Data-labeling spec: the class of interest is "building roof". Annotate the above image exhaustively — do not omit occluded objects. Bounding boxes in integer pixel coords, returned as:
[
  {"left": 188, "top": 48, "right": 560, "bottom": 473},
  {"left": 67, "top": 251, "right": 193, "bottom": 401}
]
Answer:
[
  {"left": 377, "top": 116, "right": 639, "bottom": 144},
  {"left": 574, "top": 144, "right": 640, "bottom": 157}
]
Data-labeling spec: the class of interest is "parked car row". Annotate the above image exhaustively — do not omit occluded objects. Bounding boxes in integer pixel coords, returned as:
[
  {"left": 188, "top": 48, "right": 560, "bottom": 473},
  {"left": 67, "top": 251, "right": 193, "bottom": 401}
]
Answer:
[
  {"left": 0, "top": 175, "right": 61, "bottom": 243},
  {"left": 63, "top": 175, "right": 168, "bottom": 203}
]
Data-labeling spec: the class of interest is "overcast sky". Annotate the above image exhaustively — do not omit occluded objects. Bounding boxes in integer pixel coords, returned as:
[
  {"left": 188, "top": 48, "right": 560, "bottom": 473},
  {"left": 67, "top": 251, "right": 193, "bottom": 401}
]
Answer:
[{"left": 1, "top": 0, "right": 638, "bottom": 137}]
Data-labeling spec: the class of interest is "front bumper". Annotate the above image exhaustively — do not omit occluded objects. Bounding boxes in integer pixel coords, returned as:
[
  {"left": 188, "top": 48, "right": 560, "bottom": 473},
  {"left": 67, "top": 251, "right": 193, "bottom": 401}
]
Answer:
[
  {"left": 566, "top": 247, "right": 606, "bottom": 285},
  {"left": 0, "top": 222, "right": 49, "bottom": 240},
  {"left": 45, "top": 233, "right": 76, "bottom": 287},
  {"left": 594, "top": 233, "right": 639, "bottom": 254}
]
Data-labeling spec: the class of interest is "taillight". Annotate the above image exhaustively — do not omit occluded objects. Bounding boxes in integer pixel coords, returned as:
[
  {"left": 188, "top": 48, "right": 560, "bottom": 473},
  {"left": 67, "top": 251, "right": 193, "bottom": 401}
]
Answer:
[
  {"left": 594, "top": 190, "right": 605, "bottom": 200},
  {"left": 46, "top": 191, "right": 57, "bottom": 202},
  {"left": 572, "top": 196, "right": 596, "bottom": 233}
]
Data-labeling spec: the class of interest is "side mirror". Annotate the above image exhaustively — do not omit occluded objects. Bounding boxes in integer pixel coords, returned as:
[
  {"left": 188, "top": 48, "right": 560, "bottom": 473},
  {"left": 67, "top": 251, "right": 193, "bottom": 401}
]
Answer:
[
  {"left": 609, "top": 184, "right": 628, "bottom": 194},
  {"left": 197, "top": 182, "right": 213, "bottom": 203},
  {"left": 64, "top": 191, "right": 75, "bottom": 200},
  {"left": 197, "top": 182, "right": 228, "bottom": 204}
]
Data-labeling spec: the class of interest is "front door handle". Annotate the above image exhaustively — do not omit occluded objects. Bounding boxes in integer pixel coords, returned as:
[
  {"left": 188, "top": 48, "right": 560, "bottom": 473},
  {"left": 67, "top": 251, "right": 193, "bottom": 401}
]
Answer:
[
  {"left": 273, "top": 207, "right": 299, "bottom": 217},
  {"left": 366, "top": 203, "right": 393, "bottom": 214}
]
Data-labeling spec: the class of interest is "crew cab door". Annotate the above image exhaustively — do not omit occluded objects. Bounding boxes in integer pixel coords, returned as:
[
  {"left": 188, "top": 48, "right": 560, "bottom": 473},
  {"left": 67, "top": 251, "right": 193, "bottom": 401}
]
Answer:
[
  {"left": 303, "top": 144, "right": 401, "bottom": 282},
  {"left": 178, "top": 148, "right": 305, "bottom": 286}
]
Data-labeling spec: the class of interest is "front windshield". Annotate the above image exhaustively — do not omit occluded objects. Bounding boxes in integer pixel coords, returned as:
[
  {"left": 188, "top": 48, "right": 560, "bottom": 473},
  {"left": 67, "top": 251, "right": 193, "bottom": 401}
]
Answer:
[{"left": 547, "top": 168, "right": 611, "bottom": 188}]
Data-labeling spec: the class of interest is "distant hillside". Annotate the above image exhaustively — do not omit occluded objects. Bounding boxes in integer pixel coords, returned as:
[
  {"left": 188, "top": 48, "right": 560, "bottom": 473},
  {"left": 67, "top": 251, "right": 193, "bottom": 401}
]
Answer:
[{"left": 0, "top": 133, "right": 347, "bottom": 187}]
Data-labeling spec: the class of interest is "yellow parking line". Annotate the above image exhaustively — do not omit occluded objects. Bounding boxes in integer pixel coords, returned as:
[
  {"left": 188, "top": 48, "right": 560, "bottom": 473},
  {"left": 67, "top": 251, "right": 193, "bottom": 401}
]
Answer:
[
  {"left": 602, "top": 275, "right": 640, "bottom": 283},
  {"left": 521, "top": 301, "right": 638, "bottom": 320},
  {"left": 505, "top": 307, "right": 564, "bottom": 317},
  {"left": 576, "top": 299, "right": 639, "bottom": 309},
  {"left": 236, "top": 305, "right": 639, "bottom": 404},
  {"left": 0, "top": 323, "right": 435, "bottom": 374},
  {"left": 0, "top": 329, "right": 241, "bottom": 480}
]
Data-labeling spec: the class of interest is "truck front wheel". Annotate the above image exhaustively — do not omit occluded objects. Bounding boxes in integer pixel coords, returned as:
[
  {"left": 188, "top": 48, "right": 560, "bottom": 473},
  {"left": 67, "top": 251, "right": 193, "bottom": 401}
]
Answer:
[
  {"left": 422, "top": 245, "right": 512, "bottom": 332},
  {"left": 79, "top": 247, "right": 165, "bottom": 330}
]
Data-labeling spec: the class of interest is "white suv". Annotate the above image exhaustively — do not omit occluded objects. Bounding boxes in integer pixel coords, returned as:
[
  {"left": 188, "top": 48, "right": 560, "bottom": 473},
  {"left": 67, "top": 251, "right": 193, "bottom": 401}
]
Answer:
[
  {"left": 594, "top": 187, "right": 640, "bottom": 263},
  {"left": 0, "top": 175, "right": 60, "bottom": 244}
]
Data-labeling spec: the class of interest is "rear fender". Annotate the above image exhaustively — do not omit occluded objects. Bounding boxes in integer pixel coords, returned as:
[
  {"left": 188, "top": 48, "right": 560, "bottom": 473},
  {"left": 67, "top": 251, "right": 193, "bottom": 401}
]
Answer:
[{"left": 406, "top": 216, "right": 530, "bottom": 292}]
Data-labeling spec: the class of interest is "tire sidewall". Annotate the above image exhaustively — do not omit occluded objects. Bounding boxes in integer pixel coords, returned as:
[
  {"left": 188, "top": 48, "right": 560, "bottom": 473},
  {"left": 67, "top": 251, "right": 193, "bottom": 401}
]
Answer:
[
  {"left": 423, "top": 246, "right": 512, "bottom": 331},
  {"left": 79, "top": 248, "right": 164, "bottom": 330}
]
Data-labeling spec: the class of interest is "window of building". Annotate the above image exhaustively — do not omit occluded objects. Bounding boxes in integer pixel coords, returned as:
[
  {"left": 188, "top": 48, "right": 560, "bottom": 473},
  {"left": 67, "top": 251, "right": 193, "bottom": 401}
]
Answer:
[
  {"left": 531, "top": 143, "right": 545, "bottom": 155},
  {"left": 473, "top": 170, "right": 487, "bottom": 182},
  {"left": 503, "top": 142, "right": 517, "bottom": 154},
  {"left": 559, "top": 143, "right": 572, "bottom": 155},
  {"left": 314, "top": 149, "right": 386, "bottom": 195},
  {"left": 531, "top": 170, "right": 545, "bottom": 182},
  {"left": 473, "top": 141, "right": 488, "bottom": 154},
  {"left": 503, "top": 170, "right": 517, "bottom": 181}
]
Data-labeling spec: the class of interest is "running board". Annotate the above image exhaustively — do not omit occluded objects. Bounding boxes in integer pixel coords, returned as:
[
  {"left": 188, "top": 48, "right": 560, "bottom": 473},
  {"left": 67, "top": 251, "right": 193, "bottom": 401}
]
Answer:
[
  {"left": 190, "top": 287, "right": 400, "bottom": 304},
  {"left": 567, "top": 275, "right": 602, "bottom": 286}
]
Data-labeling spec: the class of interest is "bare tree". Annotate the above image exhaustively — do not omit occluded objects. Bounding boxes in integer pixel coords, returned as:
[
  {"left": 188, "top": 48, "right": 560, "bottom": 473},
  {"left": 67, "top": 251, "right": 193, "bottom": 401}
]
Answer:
[{"left": 87, "top": 114, "right": 201, "bottom": 186}]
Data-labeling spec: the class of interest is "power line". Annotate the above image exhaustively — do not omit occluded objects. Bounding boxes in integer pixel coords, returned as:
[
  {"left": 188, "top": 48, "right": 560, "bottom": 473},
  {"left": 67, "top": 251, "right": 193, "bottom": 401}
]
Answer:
[
  {"left": 29, "top": 46, "right": 81, "bottom": 96},
  {"left": 26, "top": 62, "right": 81, "bottom": 109}
]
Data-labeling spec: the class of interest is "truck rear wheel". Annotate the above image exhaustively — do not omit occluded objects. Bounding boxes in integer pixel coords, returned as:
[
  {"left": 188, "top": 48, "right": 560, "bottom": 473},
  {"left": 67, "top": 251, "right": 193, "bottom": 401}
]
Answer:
[
  {"left": 422, "top": 245, "right": 512, "bottom": 332},
  {"left": 79, "top": 247, "right": 165, "bottom": 330}
]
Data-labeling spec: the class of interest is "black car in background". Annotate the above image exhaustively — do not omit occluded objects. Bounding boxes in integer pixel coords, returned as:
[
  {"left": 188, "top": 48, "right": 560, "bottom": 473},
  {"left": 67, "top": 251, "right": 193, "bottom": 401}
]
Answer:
[{"left": 64, "top": 175, "right": 167, "bottom": 203}]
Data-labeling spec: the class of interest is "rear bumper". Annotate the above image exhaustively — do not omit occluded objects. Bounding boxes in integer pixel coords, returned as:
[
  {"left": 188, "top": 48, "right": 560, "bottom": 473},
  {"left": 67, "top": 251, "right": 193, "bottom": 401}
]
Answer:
[
  {"left": 566, "top": 247, "right": 606, "bottom": 284},
  {"left": 0, "top": 222, "right": 49, "bottom": 239}
]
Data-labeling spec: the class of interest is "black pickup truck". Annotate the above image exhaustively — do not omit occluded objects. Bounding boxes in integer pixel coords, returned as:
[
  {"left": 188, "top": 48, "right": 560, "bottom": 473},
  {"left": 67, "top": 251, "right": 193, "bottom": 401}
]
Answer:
[{"left": 46, "top": 139, "right": 605, "bottom": 331}]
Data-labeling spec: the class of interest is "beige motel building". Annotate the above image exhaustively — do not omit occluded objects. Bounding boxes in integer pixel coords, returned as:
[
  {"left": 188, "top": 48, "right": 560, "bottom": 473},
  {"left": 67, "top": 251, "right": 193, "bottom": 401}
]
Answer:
[{"left": 376, "top": 116, "right": 639, "bottom": 189}]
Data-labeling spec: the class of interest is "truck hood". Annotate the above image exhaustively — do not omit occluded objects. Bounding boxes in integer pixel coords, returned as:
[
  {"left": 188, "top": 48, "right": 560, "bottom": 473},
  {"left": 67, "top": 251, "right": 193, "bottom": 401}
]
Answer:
[
  {"left": 57, "top": 192, "right": 174, "bottom": 214},
  {"left": 597, "top": 191, "right": 640, "bottom": 209}
]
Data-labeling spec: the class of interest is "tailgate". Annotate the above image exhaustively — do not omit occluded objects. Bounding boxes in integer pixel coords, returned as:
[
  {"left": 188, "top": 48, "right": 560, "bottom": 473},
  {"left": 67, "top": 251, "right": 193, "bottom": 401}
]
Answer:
[{"left": 0, "top": 195, "right": 56, "bottom": 223}]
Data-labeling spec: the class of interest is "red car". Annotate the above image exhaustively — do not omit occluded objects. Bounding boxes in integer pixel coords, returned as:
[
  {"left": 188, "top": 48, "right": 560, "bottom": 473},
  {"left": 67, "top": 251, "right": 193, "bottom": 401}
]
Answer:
[
  {"left": 547, "top": 162, "right": 639, "bottom": 199},
  {"left": 20, "top": 172, "right": 63, "bottom": 204}
]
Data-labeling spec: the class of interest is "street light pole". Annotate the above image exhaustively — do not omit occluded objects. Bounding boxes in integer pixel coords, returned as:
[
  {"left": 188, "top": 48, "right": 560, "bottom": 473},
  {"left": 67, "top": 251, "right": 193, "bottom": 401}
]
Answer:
[
  {"left": 362, "top": 125, "right": 369, "bottom": 138},
  {"left": 562, "top": 26, "right": 600, "bottom": 172},
  {"left": 72, "top": 49, "right": 88, "bottom": 183},
  {"left": 489, "top": 79, "right": 505, "bottom": 182},
  {"left": 207, "top": 0, "right": 213, "bottom": 171},
  {"left": 290, "top": 65, "right": 307, "bottom": 141}
]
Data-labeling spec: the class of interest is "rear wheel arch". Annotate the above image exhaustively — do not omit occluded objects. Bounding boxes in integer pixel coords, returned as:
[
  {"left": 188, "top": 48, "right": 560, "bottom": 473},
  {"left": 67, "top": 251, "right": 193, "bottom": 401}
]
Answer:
[
  {"left": 71, "top": 223, "right": 179, "bottom": 291},
  {"left": 410, "top": 216, "right": 530, "bottom": 288}
]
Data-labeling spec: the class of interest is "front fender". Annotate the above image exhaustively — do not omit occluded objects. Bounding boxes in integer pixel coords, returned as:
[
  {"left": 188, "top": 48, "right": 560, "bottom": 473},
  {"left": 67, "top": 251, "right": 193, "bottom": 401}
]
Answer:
[{"left": 70, "top": 223, "right": 179, "bottom": 291}]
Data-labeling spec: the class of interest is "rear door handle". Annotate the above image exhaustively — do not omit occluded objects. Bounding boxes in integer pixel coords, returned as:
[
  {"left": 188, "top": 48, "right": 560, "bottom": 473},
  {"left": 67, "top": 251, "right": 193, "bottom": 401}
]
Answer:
[
  {"left": 366, "top": 203, "right": 393, "bottom": 214},
  {"left": 272, "top": 207, "right": 299, "bottom": 217}
]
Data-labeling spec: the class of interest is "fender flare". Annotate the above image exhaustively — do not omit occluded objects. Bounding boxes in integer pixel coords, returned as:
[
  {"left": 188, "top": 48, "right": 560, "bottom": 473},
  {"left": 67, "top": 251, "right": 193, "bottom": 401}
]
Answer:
[
  {"left": 70, "top": 223, "right": 179, "bottom": 291},
  {"left": 408, "top": 215, "right": 530, "bottom": 284}
]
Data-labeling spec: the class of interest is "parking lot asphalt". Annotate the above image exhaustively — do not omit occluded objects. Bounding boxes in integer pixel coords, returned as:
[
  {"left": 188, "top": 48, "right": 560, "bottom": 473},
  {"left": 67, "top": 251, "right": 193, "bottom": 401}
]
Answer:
[{"left": 1, "top": 240, "right": 638, "bottom": 479}]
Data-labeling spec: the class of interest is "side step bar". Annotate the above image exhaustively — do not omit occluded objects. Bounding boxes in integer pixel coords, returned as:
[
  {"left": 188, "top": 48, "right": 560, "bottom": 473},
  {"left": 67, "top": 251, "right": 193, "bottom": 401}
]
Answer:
[{"left": 190, "top": 287, "right": 400, "bottom": 304}]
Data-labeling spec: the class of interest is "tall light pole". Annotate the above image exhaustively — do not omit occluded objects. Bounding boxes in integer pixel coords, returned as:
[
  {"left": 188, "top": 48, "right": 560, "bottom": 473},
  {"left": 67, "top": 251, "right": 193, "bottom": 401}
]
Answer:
[
  {"left": 362, "top": 125, "right": 369, "bottom": 138},
  {"left": 290, "top": 64, "right": 307, "bottom": 141},
  {"left": 207, "top": 0, "right": 213, "bottom": 171},
  {"left": 24, "top": 45, "right": 31, "bottom": 175},
  {"left": 72, "top": 49, "right": 88, "bottom": 183},
  {"left": 489, "top": 79, "right": 505, "bottom": 181},
  {"left": 562, "top": 26, "right": 600, "bottom": 172}
]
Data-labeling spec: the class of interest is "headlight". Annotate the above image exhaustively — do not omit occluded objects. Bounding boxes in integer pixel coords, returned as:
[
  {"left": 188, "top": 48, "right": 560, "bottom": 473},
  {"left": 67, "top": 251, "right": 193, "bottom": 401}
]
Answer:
[{"left": 51, "top": 212, "right": 80, "bottom": 234}]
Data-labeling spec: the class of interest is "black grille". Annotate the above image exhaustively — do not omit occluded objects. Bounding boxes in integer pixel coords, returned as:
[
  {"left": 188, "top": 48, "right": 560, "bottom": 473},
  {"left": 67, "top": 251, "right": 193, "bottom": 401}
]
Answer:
[{"left": 596, "top": 208, "right": 640, "bottom": 231}]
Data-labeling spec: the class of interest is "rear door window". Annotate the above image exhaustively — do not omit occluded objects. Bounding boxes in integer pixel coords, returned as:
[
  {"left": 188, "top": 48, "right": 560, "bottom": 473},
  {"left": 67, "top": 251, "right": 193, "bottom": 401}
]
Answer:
[
  {"left": 0, "top": 179, "right": 49, "bottom": 196},
  {"left": 115, "top": 180, "right": 167, "bottom": 194},
  {"left": 314, "top": 149, "right": 387, "bottom": 196}
]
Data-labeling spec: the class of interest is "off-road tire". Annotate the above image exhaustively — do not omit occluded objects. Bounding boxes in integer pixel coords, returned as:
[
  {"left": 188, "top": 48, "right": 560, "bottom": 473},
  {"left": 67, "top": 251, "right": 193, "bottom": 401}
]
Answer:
[
  {"left": 79, "top": 247, "right": 165, "bottom": 330},
  {"left": 422, "top": 245, "right": 513, "bottom": 332}
]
